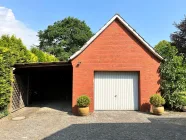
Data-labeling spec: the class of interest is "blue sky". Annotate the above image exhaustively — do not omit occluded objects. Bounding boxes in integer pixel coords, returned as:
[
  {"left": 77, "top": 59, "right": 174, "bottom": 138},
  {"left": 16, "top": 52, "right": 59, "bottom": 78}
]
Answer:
[{"left": 0, "top": 0, "right": 185, "bottom": 48}]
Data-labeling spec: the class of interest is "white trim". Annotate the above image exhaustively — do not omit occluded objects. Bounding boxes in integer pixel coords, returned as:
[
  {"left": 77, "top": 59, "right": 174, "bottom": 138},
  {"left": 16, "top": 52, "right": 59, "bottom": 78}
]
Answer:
[{"left": 69, "top": 14, "right": 163, "bottom": 60}]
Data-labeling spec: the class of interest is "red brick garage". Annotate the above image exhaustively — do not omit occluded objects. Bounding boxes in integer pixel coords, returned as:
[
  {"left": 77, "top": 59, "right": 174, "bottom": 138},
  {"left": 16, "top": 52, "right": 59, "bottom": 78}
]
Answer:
[{"left": 69, "top": 14, "right": 163, "bottom": 114}]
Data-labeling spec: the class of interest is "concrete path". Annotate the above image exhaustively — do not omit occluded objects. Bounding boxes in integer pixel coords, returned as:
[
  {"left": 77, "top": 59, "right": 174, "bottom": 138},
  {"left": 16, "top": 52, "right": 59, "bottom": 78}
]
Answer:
[{"left": 0, "top": 101, "right": 186, "bottom": 140}]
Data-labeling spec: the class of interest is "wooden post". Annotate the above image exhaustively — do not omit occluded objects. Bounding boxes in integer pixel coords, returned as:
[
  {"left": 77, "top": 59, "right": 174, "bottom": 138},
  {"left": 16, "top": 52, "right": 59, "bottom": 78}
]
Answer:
[
  {"left": 26, "top": 73, "right": 30, "bottom": 106},
  {"left": 8, "top": 69, "right": 14, "bottom": 113}
]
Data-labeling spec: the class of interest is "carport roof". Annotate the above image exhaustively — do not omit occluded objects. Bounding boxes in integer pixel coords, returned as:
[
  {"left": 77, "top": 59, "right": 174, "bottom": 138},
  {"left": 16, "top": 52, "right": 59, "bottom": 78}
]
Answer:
[{"left": 13, "top": 61, "right": 71, "bottom": 68}]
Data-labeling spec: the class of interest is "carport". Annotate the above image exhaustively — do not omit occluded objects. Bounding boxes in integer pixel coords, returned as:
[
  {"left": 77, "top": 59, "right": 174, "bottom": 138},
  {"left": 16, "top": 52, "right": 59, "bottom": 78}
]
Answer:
[{"left": 12, "top": 62, "right": 72, "bottom": 112}]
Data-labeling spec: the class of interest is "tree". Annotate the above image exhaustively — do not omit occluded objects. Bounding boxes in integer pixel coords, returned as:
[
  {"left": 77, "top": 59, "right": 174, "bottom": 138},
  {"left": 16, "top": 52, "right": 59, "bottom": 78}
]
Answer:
[
  {"left": 155, "top": 40, "right": 186, "bottom": 110},
  {"left": 31, "top": 47, "right": 59, "bottom": 62},
  {"left": 171, "top": 16, "right": 186, "bottom": 56},
  {"left": 0, "top": 35, "right": 37, "bottom": 63},
  {"left": 37, "top": 17, "right": 93, "bottom": 61},
  {"left": 154, "top": 40, "right": 177, "bottom": 60},
  {"left": 155, "top": 40, "right": 186, "bottom": 95}
]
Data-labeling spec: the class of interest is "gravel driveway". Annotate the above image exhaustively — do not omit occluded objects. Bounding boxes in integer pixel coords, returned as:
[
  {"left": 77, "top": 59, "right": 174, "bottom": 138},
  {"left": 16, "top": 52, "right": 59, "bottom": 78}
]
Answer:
[{"left": 0, "top": 101, "right": 186, "bottom": 140}]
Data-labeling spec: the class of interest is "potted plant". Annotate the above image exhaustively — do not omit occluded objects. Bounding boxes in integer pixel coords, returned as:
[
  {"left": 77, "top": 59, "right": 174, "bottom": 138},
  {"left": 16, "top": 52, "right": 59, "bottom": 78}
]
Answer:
[
  {"left": 150, "top": 94, "right": 165, "bottom": 115},
  {"left": 77, "top": 95, "right": 90, "bottom": 116}
]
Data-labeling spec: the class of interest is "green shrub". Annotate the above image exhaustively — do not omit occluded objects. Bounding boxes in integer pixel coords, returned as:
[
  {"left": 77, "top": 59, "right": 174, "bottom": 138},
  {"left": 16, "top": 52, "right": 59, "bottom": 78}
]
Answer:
[
  {"left": 31, "top": 47, "right": 59, "bottom": 62},
  {"left": 0, "top": 35, "right": 59, "bottom": 118},
  {"left": 150, "top": 94, "right": 165, "bottom": 107},
  {"left": 179, "top": 92, "right": 186, "bottom": 106},
  {"left": 27, "top": 51, "right": 38, "bottom": 62},
  {"left": 154, "top": 40, "right": 186, "bottom": 110},
  {"left": 0, "top": 35, "right": 38, "bottom": 118},
  {"left": 0, "top": 107, "right": 8, "bottom": 119},
  {"left": 0, "top": 47, "right": 13, "bottom": 116},
  {"left": 182, "top": 98, "right": 186, "bottom": 106},
  {"left": 164, "top": 91, "right": 186, "bottom": 110},
  {"left": 0, "top": 35, "right": 37, "bottom": 63},
  {"left": 77, "top": 95, "right": 90, "bottom": 107}
]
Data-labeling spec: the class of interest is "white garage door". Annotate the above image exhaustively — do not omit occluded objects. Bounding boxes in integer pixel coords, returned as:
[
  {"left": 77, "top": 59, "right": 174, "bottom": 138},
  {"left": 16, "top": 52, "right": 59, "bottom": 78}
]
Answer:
[{"left": 94, "top": 72, "right": 138, "bottom": 110}]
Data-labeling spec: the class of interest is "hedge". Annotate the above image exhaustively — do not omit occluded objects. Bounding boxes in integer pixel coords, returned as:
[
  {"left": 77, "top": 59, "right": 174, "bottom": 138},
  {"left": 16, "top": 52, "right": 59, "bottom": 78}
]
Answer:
[
  {"left": 0, "top": 47, "right": 13, "bottom": 118},
  {"left": 31, "top": 47, "right": 59, "bottom": 62},
  {"left": 0, "top": 35, "right": 59, "bottom": 118}
]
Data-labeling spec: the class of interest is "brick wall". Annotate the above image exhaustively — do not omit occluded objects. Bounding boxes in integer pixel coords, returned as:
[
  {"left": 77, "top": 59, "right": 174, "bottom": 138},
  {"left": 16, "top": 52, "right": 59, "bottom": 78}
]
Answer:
[{"left": 71, "top": 19, "right": 160, "bottom": 114}]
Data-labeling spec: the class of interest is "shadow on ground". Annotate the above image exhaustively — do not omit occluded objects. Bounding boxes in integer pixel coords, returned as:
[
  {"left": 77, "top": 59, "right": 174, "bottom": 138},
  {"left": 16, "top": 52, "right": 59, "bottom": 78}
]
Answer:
[
  {"left": 10, "top": 100, "right": 72, "bottom": 118},
  {"left": 43, "top": 118, "right": 186, "bottom": 140}
]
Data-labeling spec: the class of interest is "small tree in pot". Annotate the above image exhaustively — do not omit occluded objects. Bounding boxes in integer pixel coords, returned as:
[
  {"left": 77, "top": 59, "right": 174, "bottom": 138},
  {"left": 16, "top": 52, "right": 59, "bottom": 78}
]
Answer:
[
  {"left": 77, "top": 95, "right": 90, "bottom": 116},
  {"left": 150, "top": 94, "right": 165, "bottom": 115}
]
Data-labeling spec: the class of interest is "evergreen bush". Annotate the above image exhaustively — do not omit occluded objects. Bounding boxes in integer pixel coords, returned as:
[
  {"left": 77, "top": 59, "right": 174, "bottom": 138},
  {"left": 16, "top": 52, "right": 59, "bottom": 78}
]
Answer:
[
  {"left": 0, "top": 47, "right": 13, "bottom": 118},
  {"left": 150, "top": 94, "right": 165, "bottom": 107},
  {"left": 77, "top": 95, "right": 90, "bottom": 107}
]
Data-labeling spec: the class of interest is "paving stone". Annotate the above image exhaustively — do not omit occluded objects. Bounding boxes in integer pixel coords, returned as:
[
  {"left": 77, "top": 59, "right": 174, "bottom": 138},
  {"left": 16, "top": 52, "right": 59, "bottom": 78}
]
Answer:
[{"left": 0, "top": 101, "right": 186, "bottom": 140}]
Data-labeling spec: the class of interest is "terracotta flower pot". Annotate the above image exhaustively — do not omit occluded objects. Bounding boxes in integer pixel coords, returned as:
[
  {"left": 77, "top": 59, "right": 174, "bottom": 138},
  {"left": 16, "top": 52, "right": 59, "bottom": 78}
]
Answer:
[
  {"left": 182, "top": 106, "right": 186, "bottom": 112},
  {"left": 152, "top": 106, "right": 164, "bottom": 115},
  {"left": 78, "top": 106, "right": 89, "bottom": 116}
]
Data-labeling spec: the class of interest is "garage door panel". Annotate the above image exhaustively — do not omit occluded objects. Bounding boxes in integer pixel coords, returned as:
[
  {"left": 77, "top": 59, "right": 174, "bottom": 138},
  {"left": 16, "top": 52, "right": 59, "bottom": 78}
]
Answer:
[
  {"left": 95, "top": 72, "right": 116, "bottom": 110},
  {"left": 94, "top": 72, "right": 138, "bottom": 110}
]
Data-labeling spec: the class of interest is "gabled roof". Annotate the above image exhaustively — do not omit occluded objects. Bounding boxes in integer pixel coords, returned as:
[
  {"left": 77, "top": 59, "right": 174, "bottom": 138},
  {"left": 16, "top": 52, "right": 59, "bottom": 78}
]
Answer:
[{"left": 69, "top": 14, "right": 163, "bottom": 60}]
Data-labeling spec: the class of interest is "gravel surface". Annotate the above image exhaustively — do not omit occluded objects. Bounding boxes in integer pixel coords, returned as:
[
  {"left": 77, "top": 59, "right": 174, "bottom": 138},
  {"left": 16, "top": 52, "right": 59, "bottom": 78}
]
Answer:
[{"left": 0, "top": 101, "right": 186, "bottom": 140}]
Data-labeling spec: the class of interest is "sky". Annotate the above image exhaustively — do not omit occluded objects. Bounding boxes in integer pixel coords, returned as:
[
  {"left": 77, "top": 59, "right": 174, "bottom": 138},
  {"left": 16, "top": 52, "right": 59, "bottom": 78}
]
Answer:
[{"left": 0, "top": 0, "right": 185, "bottom": 49}]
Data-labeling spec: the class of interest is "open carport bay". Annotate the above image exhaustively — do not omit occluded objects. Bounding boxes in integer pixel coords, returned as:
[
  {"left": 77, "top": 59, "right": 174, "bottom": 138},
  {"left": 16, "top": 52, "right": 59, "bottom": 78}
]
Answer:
[{"left": 12, "top": 62, "right": 72, "bottom": 112}]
